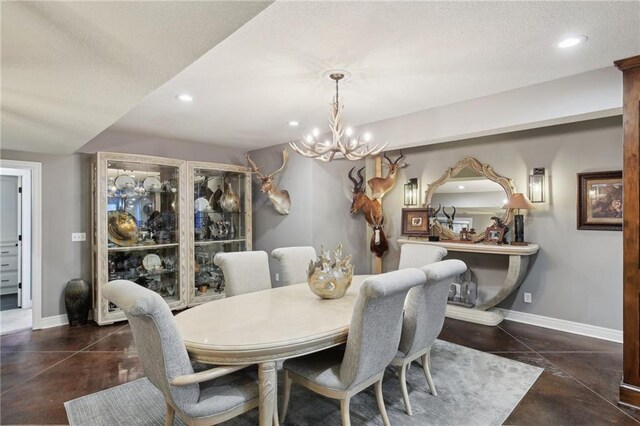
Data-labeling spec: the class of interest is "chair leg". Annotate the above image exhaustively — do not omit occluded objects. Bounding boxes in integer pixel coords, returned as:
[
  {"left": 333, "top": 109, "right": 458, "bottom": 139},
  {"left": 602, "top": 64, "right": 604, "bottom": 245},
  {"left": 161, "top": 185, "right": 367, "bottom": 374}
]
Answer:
[
  {"left": 375, "top": 379, "right": 390, "bottom": 426},
  {"left": 164, "top": 402, "right": 175, "bottom": 426},
  {"left": 280, "top": 371, "right": 292, "bottom": 423},
  {"left": 340, "top": 397, "right": 351, "bottom": 426},
  {"left": 397, "top": 364, "right": 413, "bottom": 415},
  {"left": 422, "top": 352, "right": 437, "bottom": 396}
]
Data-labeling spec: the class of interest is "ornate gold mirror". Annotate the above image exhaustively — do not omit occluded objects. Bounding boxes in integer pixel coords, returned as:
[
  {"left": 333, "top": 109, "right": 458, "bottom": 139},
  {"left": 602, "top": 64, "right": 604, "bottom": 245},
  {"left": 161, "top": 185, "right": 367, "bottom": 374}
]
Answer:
[{"left": 424, "top": 157, "right": 516, "bottom": 242}]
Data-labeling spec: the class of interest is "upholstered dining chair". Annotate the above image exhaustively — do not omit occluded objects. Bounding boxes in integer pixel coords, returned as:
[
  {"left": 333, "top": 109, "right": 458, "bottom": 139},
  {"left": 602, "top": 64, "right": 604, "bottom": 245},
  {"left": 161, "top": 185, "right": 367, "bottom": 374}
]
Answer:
[
  {"left": 270, "top": 246, "right": 316, "bottom": 286},
  {"left": 102, "top": 280, "right": 261, "bottom": 426},
  {"left": 280, "top": 268, "right": 427, "bottom": 426},
  {"left": 213, "top": 250, "right": 271, "bottom": 297},
  {"left": 391, "top": 259, "right": 468, "bottom": 415},
  {"left": 398, "top": 243, "right": 448, "bottom": 269}
]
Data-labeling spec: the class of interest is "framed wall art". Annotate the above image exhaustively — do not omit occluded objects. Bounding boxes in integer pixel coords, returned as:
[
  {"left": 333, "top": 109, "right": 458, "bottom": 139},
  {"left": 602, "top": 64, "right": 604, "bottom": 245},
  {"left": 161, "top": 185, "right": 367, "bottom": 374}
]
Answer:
[
  {"left": 577, "top": 171, "right": 623, "bottom": 231},
  {"left": 483, "top": 224, "right": 505, "bottom": 244},
  {"left": 401, "top": 208, "right": 430, "bottom": 237}
]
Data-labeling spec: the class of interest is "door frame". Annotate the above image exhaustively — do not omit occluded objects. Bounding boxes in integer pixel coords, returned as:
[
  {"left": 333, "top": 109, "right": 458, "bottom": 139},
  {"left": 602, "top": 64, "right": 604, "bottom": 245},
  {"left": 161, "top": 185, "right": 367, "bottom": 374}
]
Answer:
[{"left": 0, "top": 160, "right": 42, "bottom": 329}]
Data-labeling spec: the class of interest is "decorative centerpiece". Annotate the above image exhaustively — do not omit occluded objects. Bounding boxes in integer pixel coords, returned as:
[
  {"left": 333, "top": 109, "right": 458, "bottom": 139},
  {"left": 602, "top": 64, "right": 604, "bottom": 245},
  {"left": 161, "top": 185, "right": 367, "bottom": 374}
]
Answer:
[{"left": 307, "top": 243, "right": 353, "bottom": 299}]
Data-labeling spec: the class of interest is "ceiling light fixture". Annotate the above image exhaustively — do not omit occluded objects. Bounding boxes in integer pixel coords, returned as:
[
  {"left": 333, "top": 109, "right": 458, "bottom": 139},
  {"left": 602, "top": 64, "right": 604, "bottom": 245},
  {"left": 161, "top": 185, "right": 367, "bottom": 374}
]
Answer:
[
  {"left": 289, "top": 71, "right": 388, "bottom": 162},
  {"left": 557, "top": 35, "right": 588, "bottom": 48},
  {"left": 176, "top": 93, "right": 194, "bottom": 102},
  {"left": 458, "top": 185, "right": 465, "bottom": 190},
  {"left": 288, "top": 121, "right": 299, "bottom": 127}
]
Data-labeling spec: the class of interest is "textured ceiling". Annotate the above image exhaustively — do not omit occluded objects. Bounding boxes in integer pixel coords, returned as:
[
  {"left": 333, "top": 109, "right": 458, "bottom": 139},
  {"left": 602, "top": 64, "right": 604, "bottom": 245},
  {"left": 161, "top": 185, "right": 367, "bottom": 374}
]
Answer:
[
  {"left": 0, "top": 1, "right": 272, "bottom": 154},
  {"left": 107, "top": 1, "right": 640, "bottom": 151}
]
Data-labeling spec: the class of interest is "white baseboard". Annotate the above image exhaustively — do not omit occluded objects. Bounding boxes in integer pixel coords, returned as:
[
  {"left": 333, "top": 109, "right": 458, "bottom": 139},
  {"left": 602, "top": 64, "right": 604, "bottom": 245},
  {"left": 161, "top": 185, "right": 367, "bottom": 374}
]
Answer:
[
  {"left": 37, "top": 314, "right": 69, "bottom": 329},
  {"left": 501, "top": 309, "right": 622, "bottom": 343}
]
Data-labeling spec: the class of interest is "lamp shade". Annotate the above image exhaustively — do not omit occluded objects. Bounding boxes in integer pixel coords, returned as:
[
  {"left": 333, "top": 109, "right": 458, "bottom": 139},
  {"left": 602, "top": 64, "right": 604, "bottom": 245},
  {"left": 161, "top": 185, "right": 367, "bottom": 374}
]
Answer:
[{"left": 504, "top": 193, "right": 535, "bottom": 210}]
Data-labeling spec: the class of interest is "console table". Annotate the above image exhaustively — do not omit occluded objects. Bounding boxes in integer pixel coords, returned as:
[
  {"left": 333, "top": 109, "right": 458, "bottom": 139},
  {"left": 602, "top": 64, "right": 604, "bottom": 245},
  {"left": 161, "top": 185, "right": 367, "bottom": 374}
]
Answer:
[{"left": 397, "top": 239, "right": 539, "bottom": 326}]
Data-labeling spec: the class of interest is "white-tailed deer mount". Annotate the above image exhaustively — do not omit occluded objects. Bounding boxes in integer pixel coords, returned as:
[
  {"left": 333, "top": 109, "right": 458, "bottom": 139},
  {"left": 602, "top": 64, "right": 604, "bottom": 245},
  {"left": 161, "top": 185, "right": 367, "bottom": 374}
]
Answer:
[
  {"left": 367, "top": 151, "right": 408, "bottom": 199},
  {"left": 246, "top": 150, "right": 291, "bottom": 215},
  {"left": 348, "top": 166, "right": 382, "bottom": 226},
  {"left": 368, "top": 213, "right": 388, "bottom": 258}
]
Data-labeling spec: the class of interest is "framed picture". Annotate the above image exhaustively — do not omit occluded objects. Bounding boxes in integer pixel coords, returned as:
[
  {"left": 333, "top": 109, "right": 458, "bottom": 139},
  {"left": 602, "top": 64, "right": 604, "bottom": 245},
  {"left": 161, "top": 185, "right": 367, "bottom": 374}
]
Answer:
[
  {"left": 577, "top": 171, "right": 623, "bottom": 231},
  {"left": 401, "top": 208, "right": 430, "bottom": 237},
  {"left": 483, "top": 224, "right": 505, "bottom": 244}
]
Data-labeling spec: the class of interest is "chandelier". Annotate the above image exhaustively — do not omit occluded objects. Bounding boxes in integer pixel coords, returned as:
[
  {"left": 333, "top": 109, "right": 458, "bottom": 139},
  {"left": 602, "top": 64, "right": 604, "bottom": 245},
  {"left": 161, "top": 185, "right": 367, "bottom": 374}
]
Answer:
[{"left": 289, "top": 71, "right": 388, "bottom": 162}]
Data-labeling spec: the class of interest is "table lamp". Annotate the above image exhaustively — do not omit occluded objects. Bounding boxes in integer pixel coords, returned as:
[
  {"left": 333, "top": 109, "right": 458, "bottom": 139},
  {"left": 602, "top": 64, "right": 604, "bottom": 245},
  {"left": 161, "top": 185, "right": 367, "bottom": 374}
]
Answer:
[{"left": 504, "top": 193, "right": 534, "bottom": 244}]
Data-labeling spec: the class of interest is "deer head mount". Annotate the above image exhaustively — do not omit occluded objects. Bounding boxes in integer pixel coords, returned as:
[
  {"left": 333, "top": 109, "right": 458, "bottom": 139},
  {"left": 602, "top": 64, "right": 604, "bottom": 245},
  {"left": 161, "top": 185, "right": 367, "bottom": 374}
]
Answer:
[
  {"left": 367, "top": 151, "right": 408, "bottom": 199},
  {"left": 348, "top": 166, "right": 382, "bottom": 226},
  {"left": 246, "top": 150, "right": 291, "bottom": 215},
  {"left": 368, "top": 212, "right": 388, "bottom": 258}
]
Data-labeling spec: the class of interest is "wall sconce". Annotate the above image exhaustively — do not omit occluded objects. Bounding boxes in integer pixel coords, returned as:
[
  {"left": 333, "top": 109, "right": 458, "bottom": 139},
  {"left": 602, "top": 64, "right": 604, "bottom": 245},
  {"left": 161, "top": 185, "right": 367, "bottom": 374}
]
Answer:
[
  {"left": 404, "top": 178, "right": 419, "bottom": 206},
  {"left": 529, "top": 168, "right": 545, "bottom": 203}
]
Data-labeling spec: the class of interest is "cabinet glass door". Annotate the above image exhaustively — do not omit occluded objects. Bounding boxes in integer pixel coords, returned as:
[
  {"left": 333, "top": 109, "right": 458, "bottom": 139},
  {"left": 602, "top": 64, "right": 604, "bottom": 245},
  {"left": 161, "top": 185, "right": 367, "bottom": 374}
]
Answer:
[
  {"left": 105, "top": 159, "right": 182, "bottom": 311},
  {"left": 191, "top": 168, "right": 248, "bottom": 303}
]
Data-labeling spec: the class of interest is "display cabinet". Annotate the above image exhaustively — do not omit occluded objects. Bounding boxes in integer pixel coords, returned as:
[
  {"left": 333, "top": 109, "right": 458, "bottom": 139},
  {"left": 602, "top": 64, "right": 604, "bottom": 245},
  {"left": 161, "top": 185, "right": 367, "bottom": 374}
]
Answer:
[
  {"left": 187, "top": 161, "right": 252, "bottom": 306},
  {"left": 92, "top": 153, "right": 187, "bottom": 325}
]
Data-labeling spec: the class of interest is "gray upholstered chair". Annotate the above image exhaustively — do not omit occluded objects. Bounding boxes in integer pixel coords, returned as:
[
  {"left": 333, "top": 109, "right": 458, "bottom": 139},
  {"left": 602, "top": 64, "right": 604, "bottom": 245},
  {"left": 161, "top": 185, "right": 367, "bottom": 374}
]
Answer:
[
  {"left": 102, "top": 280, "right": 261, "bottom": 426},
  {"left": 270, "top": 246, "right": 316, "bottom": 286},
  {"left": 398, "top": 243, "right": 448, "bottom": 269},
  {"left": 391, "top": 259, "right": 468, "bottom": 415},
  {"left": 213, "top": 250, "right": 271, "bottom": 297},
  {"left": 280, "top": 268, "right": 427, "bottom": 426}
]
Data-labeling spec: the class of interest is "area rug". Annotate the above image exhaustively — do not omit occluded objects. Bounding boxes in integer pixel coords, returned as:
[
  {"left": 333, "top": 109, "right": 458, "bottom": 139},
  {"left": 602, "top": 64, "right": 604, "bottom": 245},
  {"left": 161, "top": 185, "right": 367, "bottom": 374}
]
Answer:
[{"left": 65, "top": 340, "right": 542, "bottom": 426}]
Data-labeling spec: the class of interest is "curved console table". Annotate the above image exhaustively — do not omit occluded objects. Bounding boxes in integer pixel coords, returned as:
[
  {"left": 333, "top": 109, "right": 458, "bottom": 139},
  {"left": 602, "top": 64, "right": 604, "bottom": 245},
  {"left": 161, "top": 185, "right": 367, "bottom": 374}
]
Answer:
[{"left": 397, "top": 239, "right": 539, "bottom": 326}]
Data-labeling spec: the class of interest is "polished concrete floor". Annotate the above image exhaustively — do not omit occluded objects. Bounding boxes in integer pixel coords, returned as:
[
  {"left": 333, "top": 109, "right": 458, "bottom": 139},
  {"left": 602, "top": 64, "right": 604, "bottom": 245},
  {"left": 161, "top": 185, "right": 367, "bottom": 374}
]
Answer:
[{"left": 0, "top": 318, "right": 638, "bottom": 425}]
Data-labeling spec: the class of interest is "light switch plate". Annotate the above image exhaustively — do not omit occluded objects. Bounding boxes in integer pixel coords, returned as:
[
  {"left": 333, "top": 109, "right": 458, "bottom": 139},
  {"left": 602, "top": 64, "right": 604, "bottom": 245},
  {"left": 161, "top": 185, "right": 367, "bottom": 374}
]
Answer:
[
  {"left": 275, "top": 273, "right": 280, "bottom": 282},
  {"left": 71, "top": 233, "right": 86, "bottom": 242},
  {"left": 524, "top": 293, "right": 532, "bottom": 303}
]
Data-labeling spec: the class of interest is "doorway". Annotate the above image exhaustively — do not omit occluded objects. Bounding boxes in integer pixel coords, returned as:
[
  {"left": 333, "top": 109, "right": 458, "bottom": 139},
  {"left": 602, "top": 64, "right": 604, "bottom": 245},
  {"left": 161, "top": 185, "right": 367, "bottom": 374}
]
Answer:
[{"left": 0, "top": 160, "right": 42, "bottom": 334}]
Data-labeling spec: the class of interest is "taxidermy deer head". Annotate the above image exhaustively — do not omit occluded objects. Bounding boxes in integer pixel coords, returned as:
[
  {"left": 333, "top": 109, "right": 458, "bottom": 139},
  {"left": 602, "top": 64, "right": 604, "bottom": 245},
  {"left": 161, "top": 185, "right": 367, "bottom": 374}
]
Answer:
[
  {"left": 368, "top": 212, "right": 388, "bottom": 258},
  {"left": 246, "top": 150, "right": 291, "bottom": 215},
  {"left": 367, "top": 151, "right": 408, "bottom": 199},
  {"left": 443, "top": 206, "right": 456, "bottom": 230},
  {"left": 348, "top": 166, "right": 383, "bottom": 226}
]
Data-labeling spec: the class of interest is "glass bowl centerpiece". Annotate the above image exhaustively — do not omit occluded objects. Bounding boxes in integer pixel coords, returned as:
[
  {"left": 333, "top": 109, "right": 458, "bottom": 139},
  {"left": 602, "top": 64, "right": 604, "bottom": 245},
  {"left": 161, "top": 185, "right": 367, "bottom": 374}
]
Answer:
[{"left": 307, "top": 243, "right": 353, "bottom": 299}]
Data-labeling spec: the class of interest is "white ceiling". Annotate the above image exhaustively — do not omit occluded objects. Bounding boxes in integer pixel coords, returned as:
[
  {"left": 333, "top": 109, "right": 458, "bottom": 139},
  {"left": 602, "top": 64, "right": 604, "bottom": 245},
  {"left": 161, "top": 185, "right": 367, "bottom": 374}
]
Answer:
[
  {"left": 0, "top": 1, "right": 271, "bottom": 154},
  {"left": 105, "top": 1, "right": 640, "bottom": 151},
  {"left": 2, "top": 2, "right": 639, "bottom": 155}
]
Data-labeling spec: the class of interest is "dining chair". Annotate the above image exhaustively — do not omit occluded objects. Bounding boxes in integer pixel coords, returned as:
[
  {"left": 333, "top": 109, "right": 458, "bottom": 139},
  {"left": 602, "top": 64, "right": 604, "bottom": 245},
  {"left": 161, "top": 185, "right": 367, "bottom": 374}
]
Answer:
[
  {"left": 391, "top": 259, "right": 468, "bottom": 415},
  {"left": 398, "top": 243, "right": 448, "bottom": 269},
  {"left": 280, "top": 268, "right": 426, "bottom": 426},
  {"left": 213, "top": 250, "right": 271, "bottom": 297},
  {"left": 102, "top": 280, "right": 261, "bottom": 426},
  {"left": 270, "top": 246, "right": 316, "bottom": 286}
]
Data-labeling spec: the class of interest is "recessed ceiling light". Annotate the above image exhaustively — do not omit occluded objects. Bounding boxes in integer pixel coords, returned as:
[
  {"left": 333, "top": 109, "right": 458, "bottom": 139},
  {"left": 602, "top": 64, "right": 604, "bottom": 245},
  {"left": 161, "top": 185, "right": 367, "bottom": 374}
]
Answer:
[
  {"left": 288, "top": 121, "right": 299, "bottom": 127},
  {"left": 458, "top": 185, "right": 465, "bottom": 190},
  {"left": 176, "top": 93, "right": 194, "bottom": 102},
  {"left": 557, "top": 35, "right": 588, "bottom": 49}
]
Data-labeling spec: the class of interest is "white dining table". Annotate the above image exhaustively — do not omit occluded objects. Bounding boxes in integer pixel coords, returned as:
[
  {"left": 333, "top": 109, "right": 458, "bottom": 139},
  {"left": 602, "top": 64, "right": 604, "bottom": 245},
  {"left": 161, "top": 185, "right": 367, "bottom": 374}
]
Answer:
[{"left": 174, "top": 275, "right": 370, "bottom": 426}]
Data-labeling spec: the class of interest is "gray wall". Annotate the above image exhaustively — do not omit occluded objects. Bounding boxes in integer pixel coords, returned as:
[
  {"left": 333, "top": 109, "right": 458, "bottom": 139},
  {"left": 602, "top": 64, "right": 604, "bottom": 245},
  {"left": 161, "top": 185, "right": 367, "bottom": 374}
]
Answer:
[
  {"left": 248, "top": 144, "right": 368, "bottom": 284},
  {"left": 1, "top": 131, "right": 247, "bottom": 319},
  {"left": 380, "top": 116, "right": 623, "bottom": 330}
]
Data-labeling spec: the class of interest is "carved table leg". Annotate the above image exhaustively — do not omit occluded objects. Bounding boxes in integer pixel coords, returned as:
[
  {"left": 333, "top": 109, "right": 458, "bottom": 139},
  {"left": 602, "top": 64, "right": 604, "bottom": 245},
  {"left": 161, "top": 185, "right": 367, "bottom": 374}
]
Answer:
[{"left": 258, "top": 361, "right": 277, "bottom": 426}]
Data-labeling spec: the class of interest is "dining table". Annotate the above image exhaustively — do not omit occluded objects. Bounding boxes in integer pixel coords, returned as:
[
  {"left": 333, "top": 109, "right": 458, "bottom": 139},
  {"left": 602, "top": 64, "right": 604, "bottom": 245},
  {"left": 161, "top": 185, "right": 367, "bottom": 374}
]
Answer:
[{"left": 174, "top": 275, "right": 370, "bottom": 426}]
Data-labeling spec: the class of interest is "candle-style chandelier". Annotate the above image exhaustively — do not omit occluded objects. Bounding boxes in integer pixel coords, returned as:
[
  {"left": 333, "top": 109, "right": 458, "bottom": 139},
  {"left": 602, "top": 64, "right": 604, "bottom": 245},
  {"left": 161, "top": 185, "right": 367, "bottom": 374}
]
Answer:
[{"left": 289, "top": 71, "right": 388, "bottom": 162}]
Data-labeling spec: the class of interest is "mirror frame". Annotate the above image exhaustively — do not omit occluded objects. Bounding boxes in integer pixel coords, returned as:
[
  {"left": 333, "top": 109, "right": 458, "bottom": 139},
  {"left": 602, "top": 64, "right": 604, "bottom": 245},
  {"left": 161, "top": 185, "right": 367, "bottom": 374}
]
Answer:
[{"left": 424, "top": 157, "right": 516, "bottom": 242}]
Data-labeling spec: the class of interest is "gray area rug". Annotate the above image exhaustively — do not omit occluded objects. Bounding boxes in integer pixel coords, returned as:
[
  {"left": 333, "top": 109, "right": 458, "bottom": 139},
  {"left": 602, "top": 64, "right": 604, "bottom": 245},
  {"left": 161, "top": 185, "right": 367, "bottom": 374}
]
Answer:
[{"left": 65, "top": 340, "right": 542, "bottom": 426}]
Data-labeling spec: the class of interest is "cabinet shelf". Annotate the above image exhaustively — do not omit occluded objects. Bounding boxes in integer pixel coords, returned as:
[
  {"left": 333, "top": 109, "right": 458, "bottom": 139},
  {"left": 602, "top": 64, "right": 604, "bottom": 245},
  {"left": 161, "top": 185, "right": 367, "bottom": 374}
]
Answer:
[
  {"left": 194, "top": 239, "right": 246, "bottom": 246},
  {"left": 108, "top": 243, "right": 179, "bottom": 252}
]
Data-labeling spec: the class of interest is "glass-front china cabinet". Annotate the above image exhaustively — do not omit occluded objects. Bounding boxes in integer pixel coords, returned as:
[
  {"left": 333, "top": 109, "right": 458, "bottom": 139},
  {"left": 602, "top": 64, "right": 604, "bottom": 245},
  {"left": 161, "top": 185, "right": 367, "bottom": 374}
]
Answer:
[
  {"left": 187, "top": 161, "right": 252, "bottom": 305},
  {"left": 92, "top": 153, "right": 252, "bottom": 325}
]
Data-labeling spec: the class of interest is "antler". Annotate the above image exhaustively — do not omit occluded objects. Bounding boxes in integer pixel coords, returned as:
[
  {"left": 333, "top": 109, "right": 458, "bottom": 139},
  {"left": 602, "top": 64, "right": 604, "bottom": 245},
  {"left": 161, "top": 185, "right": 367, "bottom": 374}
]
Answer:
[
  {"left": 267, "top": 150, "right": 289, "bottom": 179},
  {"left": 383, "top": 152, "right": 393, "bottom": 165},
  {"left": 368, "top": 211, "right": 384, "bottom": 227},
  {"left": 348, "top": 167, "right": 359, "bottom": 187},
  {"left": 245, "top": 154, "right": 266, "bottom": 179},
  {"left": 443, "top": 207, "right": 451, "bottom": 220},
  {"left": 451, "top": 206, "right": 456, "bottom": 220},
  {"left": 394, "top": 150, "right": 405, "bottom": 164},
  {"left": 356, "top": 166, "right": 366, "bottom": 189}
]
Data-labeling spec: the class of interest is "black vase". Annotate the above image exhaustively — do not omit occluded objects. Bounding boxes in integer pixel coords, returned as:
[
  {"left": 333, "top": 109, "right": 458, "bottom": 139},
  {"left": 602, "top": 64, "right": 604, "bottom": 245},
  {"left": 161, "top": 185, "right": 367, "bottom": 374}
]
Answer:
[{"left": 65, "top": 279, "right": 90, "bottom": 327}]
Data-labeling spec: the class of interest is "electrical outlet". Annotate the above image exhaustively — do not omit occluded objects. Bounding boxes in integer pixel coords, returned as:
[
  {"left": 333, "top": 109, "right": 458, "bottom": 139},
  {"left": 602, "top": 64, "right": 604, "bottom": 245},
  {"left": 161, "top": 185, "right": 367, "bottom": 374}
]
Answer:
[
  {"left": 275, "top": 273, "right": 280, "bottom": 282},
  {"left": 524, "top": 293, "right": 532, "bottom": 303},
  {"left": 71, "top": 233, "right": 86, "bottom": 242}
]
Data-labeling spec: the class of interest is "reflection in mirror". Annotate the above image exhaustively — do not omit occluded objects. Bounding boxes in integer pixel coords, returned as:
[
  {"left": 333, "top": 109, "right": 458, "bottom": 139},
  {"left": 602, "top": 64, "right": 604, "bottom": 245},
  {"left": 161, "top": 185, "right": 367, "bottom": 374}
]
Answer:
[
  {"left": 430, "top": 168, "right": 508, "bottom": 234},
  {"left": 424, "top": 157, "right": 516, "bottom": 242}
]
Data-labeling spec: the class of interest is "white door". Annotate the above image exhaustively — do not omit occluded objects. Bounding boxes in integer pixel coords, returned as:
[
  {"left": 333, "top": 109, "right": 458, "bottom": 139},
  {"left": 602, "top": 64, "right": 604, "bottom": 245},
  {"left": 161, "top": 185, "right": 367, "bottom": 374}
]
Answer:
[{"left": 0, "top": 175, "right": 21, "bottom": 309}]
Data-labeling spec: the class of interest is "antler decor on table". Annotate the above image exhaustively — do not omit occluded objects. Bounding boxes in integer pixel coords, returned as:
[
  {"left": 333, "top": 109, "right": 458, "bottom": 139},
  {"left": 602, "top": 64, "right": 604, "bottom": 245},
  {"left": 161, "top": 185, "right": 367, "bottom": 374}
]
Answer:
[{"left": 246, "top": 150, "right": 291, "bottom": 215}]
